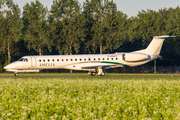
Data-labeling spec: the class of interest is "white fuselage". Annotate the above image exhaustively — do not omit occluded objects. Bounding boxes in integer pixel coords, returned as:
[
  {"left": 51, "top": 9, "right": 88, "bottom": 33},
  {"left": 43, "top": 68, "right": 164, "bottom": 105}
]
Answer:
[
  {"left": 4, "top": 35, "right": 174, "bottom": 75},
  {"left": 4, "top": 53, "right": 154, "bottom": 73}
]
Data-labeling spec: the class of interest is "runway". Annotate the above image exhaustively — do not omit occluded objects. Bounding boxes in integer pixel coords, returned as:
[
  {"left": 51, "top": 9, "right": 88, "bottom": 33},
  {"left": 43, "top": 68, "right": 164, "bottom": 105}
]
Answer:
[{"left": 0, "top": 75, "right": 180, "bottom": 78}]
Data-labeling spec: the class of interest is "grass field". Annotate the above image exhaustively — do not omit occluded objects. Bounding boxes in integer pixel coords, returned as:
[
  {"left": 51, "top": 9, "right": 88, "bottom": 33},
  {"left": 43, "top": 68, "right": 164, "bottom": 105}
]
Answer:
[{"left": 1, "top": 77, "right": 180, "bottom": 119}]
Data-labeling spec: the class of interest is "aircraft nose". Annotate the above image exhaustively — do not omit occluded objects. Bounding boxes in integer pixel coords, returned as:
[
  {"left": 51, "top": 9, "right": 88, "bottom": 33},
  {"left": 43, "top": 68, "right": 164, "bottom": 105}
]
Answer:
[
  {"left": 4, "top": 62, "right": 19, "bottom": 70},
  {"left": 4, "top": 64, "right": 11, "bottom": 69}
]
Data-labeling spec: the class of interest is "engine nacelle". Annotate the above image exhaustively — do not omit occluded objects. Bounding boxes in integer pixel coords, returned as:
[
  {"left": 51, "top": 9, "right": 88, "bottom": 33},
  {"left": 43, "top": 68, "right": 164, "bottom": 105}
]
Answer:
[{"left": 122, "top": 53, "right": 148, "bottom": 62}]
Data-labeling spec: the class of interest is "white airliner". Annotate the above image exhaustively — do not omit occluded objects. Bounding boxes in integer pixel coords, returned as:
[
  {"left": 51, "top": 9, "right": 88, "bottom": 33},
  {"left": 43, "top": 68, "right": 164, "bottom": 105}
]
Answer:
[{"left": 4, "top": 35, "right": 174, "bottom": 76}]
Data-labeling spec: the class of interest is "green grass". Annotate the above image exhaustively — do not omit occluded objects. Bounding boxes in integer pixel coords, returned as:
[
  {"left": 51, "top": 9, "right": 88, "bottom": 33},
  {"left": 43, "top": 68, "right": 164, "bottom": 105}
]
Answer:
[{"left": 1, "top": 77, "right": 180, "bottom": 119}]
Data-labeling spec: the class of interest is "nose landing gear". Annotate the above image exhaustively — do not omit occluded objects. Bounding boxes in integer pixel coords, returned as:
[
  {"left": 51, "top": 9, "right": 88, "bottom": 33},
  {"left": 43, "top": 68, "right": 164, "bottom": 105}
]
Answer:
[{"left": 14, "top": 73, "right": 18, "bottom": 77}]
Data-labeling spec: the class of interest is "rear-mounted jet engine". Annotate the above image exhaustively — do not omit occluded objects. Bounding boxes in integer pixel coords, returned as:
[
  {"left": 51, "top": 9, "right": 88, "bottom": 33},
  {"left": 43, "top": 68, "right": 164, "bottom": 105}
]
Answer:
[{"left": 122, "top": 53, "right": 148, "bottom": 62}]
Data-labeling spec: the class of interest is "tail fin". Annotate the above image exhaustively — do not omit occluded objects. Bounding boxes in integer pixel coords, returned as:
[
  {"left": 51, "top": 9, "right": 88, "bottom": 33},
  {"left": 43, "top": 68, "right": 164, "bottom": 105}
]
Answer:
[{"left": 143, "top": 35, "right": 174, "bottom": 56}]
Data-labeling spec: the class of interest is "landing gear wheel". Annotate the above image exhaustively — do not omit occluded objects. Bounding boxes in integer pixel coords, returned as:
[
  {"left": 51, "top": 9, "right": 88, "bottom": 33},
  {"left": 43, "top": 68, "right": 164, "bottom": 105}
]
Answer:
[
  {"left": 91, "top": 73, "right": 96, "bottom": 76},
  {"left": 100, "top": 73, "right": 105, "bottom": 76},
  {"left": 14, "top": 73, "right": 18, "bottom": 77}
]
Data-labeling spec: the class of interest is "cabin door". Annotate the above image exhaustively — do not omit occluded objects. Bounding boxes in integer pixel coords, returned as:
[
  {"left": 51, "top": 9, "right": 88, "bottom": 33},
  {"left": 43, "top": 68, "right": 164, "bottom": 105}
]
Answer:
[{"left": 31, "top": 57, "right": 36, "bottom": 67}]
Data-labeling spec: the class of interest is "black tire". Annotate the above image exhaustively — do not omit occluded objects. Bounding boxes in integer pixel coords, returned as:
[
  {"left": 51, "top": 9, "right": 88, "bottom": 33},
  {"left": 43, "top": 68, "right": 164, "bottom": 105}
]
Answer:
[
  {"left": 100, "top": 73, "right": 105, "bottom": 76},
  {"left": 15, "top": 73, "right": 18, "bottom": 77},
  {"left": 91, "top": 73, "right": 96, "bottom": 76}
]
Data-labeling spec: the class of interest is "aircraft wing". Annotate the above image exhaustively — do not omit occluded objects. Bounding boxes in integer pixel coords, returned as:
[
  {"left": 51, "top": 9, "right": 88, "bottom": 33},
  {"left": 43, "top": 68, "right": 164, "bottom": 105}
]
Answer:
[
  {"left": 81, "top": 65, "right": 110, "bottom": 69},
  {"left": 81, "top": 64, "right": 126, "bottom": 70}
]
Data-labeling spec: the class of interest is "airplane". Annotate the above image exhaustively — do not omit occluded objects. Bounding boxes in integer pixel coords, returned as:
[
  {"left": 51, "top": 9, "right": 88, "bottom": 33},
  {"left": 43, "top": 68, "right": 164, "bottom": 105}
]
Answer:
[{"left": 4, "top": 35, "right": 174, "bottom": 76}]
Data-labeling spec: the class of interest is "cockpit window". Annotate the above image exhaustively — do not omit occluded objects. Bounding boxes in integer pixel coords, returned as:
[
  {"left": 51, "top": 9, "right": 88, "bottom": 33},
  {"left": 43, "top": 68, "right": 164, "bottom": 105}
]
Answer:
[
  {"left": 18, "top": 58, "right": 24, "bottom": 61},
  {"left": 18, "top": 58, "right": 28, "bottom": 62},
  {"left": 24, "top": 58, "right": 28, "bottom": 62}
]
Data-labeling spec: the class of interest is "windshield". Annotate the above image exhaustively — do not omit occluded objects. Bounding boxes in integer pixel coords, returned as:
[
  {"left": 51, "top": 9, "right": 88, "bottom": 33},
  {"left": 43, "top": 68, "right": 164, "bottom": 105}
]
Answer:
[
  {"left": 18, "top": 58, "right": 24, "bottom": 61},
  {"left": 18, "top": 58, "right": 28, "bottom": 62},
  {"left": 24, "top": 58, "right": 28, "bottom": 62}
]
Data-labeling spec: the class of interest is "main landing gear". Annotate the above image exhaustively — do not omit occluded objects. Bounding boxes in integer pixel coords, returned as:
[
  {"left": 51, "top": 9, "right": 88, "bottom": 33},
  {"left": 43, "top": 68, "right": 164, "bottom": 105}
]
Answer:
[
  {"left": 97, "top": 67, "right": 105, "bottom": 76},
  {"left": 88, "top": 72, "right": 96, "bottom": 76},
  {"left": 91, "top": 72, "right": 96, "bottom": 76},
  {"left": 100, "top": 72, "right": 105, "bottom": 76},
  {"left": 88, "top": 67, "right": 105, "bottom": 76}
]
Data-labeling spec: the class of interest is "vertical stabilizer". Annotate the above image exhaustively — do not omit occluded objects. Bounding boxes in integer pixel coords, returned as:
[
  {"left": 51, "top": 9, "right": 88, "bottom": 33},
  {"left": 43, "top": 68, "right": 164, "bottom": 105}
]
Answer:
[{"left": 144, "top": 35, "right": 173, "bottom": 56}]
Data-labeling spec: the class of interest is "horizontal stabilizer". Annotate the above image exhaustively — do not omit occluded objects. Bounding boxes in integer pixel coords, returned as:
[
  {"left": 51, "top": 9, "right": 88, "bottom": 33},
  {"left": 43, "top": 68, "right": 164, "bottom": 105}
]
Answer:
[
  {"left": 154, "top": 35, "right": 176, "bottom": 39},
  {"left": 139, "top": 35, "right": 175, "bottom": 56}
]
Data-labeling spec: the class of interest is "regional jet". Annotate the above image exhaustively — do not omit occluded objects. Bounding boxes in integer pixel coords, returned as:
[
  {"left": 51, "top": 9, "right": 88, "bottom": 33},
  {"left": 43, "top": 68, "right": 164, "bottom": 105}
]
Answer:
[{"left": 4, "top": 35, "right": 174, "bottom": 76}]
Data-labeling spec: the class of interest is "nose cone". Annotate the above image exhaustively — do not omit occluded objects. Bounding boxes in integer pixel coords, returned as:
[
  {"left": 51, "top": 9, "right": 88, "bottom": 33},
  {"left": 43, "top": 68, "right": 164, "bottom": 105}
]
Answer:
[
  {"left": 4, "top": 62, "right": 20, "bottom": 70},
  {"left": 4, "top": 64, "right": 11, "bottom": 69}
]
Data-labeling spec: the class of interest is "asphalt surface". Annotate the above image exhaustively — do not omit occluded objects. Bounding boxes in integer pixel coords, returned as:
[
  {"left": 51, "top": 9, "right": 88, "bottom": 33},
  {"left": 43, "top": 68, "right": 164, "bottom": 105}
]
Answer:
[{"left": 0, "top": 75, "right": 180, "bottom": 78}]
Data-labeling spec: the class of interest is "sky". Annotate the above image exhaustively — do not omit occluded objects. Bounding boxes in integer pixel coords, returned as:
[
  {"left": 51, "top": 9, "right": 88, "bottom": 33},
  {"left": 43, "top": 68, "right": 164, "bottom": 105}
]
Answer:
[{"left": 13, "top": 0, "right": 180, "bottom": 17}]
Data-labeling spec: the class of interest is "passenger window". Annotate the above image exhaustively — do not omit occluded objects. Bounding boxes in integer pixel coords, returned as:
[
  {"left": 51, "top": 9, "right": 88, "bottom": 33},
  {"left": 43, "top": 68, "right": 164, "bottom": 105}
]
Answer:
[
  {"left": 80, "top": 59, "right": 82, "bottom": 61},
  {"left": 75, "top": 59, "right": 77, "bottom": 61},
  {"left": 66, "top": 59, "right": 68, "bottom": 61},
  {"left": 39, "top": 60, "right": 41, "bottom": 62},
  {"left": 116, "top": 58, "right": 118, "bottom": 60},
  {"left": 111, "top": 58, "right": 113, "bottom": 60},
  {"left": 57, "top": 59, "right": 59, "bottom": 62},
  {"left": 71, "top": 59, "right": 73, "bottom": 61},
  {"left": 107, "top": 58, "right": 109, "bottom": 60},
  {"left": 48, "top": 59, "right": 50, "bottom": 62},
  {"left": 103, "top": 58, "right": 105, "bottom": 60},
  {"left": 98, "top": 58, "right": 100, "bottom": 60},
  {"left": 94, "top": 58, "right": 96, "bottom": 60},
  {"left": 62, "top": 59, "right": 64, "bottom": 61},
  {"left": 52, "top": 59, "right": 54, "bottom": 62},
  {"left": 84, "top": 58, "right": 86, "bottom": 61},
  {"left": 43, "top": 60, "right": 45, "bottom": 62},
  {"left": 89, "top": 58, "right": 91, "bottom": 61}
]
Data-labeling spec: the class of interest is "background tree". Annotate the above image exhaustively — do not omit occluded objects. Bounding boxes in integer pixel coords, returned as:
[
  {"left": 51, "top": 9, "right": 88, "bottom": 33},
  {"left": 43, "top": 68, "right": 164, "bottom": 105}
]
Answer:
[
  {"left": 50, "top": 0, "right": 86, "bottom": 55},
  {"left": 0, "top": 0, "right": 23, "bottom": 64},
  {"left": 49, "top": 0, "right": 63, "bottom": 55},
  {"left": 102, "top": 4, "right": 127, "bottom": 53},
  {"left": 160, "top": 7, "right": 180, "bottom": 65},
  {"left": 22, "top": 0, "right": 51, "bottom": 55},
  {"left": 90, "top": 0, "right": 106, "bottom": 54},
  {"left": 82, "top": 0, "right": 95, "bottom": 54},
  {"left": 89, "top": 0, "right": 122, "bottom": 54}
]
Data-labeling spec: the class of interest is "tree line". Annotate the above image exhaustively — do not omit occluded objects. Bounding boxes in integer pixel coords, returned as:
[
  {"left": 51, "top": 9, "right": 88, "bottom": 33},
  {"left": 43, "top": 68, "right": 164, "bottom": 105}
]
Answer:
[{"left": 0, "top": 0, "right": 180, "bottom": 72}]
